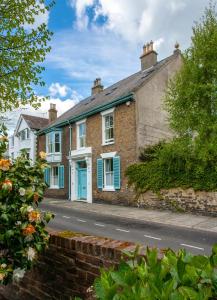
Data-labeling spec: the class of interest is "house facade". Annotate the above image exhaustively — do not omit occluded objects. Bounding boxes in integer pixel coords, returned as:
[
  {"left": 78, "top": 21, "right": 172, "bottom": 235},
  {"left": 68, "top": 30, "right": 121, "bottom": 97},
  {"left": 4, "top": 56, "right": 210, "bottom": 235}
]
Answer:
[
  {"left": 9, "top": 114, "right": 49, "bottom": 161},
  {"left": 38, "top": 43, "right": 182, "bottom": 204}
]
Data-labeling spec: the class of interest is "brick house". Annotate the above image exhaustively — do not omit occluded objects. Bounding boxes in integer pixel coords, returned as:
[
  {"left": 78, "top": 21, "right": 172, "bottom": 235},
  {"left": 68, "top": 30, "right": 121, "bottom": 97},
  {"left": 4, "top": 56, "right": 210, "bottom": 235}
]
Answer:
[{"left": 38, "top": 43, "right": 182, "bottom": 204}]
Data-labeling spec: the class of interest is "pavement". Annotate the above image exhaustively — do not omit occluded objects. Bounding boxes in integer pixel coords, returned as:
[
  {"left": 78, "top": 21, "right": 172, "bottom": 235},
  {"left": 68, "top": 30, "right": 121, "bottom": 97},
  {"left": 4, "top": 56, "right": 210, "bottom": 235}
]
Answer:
[{"left": 43, "top": 197, "right": 217, "bottom": 233}]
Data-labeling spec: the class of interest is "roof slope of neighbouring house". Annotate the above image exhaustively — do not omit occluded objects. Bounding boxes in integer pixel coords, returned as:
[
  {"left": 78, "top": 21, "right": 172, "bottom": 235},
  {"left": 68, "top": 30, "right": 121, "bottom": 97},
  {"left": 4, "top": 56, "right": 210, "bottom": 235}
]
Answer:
[
  {"left": 21, "top": 114, "right": 49, "bottom": 130},
  {"left": 40, "top": 52, "right": 179, "bottom": 133}
]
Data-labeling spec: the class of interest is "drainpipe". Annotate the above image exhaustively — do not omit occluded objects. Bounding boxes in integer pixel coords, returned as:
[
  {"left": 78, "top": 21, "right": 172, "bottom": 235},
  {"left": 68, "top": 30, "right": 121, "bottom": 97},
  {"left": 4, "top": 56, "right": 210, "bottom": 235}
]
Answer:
[{"left": 68, "top": 121, "right": 72, "bottom": 201}]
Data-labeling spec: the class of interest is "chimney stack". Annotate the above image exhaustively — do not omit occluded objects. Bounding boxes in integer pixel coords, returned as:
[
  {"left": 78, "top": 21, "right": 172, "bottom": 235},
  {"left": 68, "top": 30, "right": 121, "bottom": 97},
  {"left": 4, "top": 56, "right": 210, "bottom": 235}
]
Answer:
[
  {"left": 140, "top": 40, "right": 158, "bottom": 70},
  {"left": 92, "top": 78, "right": 104, "bottom": 95},
  {"left": 48, "top": 103, "right": 57, "bottom": 123}
]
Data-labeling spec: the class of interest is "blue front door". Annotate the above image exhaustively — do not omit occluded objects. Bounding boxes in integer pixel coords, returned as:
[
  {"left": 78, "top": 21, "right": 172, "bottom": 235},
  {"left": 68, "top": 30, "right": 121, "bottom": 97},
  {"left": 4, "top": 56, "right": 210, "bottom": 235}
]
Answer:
[{"left": 77, "top": 161, "right": 87, "bottom": 200}]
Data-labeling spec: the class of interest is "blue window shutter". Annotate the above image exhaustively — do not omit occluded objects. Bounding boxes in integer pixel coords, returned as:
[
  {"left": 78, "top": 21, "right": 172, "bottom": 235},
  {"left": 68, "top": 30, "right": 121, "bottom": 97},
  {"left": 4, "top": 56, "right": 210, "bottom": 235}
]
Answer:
[
  {"left": 113, "top": 156, "right": 121, "bottom": 190},
  {"left": 97, "top": 159, "right": 103, "bottom": 189},
  {"left": 44, "top": 168, "right": 50, "bottom": 186},
  {"left": 58, "top": 165, "right": 64, "bottom": 188}
]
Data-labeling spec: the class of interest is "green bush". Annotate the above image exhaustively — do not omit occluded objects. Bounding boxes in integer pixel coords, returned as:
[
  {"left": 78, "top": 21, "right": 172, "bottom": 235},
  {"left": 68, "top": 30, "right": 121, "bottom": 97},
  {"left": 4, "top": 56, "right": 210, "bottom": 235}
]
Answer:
[
  {"left": 0, "top": 125, "right": 54, "bottom": 284},
  {"left": 126, "top": 136, "right": 217, "bottom": 194},
  {"left": 94, "top": 245, "right": 217, "bottom": 300}
]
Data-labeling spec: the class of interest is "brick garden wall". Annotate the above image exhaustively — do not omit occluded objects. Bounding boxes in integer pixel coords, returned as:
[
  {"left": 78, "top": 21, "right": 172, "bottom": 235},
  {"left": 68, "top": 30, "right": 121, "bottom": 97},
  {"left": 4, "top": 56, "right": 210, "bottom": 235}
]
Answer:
[
  {"left": 0, "top": 231, "right": 137, "bottom": 300},
  {"left": 137, "top": 188, "right": 217, "bottom": 216}
]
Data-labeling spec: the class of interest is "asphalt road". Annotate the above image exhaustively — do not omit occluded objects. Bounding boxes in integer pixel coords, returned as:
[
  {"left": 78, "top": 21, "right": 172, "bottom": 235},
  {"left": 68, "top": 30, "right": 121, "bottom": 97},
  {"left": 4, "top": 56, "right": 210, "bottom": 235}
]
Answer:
[{"left": 40, "top": 202, "right": 217, "bottom": 255}]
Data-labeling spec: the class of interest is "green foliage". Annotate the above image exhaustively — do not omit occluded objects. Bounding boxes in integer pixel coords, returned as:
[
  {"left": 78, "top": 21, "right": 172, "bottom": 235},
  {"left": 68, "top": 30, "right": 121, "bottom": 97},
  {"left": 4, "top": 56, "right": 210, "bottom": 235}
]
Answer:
[
  {"left": 126, "top": 3, "right": 217, "bottom": 193},
  {"left": 139, "top": 141, "right": 165, "bottom": 162},
  {"left": 94, "top": 245, "right": 217, "bottom": 300},
  {"left": 0, "top": 0, "right": 53, "bottom": 111},
  {"left": 165, "top": 2, "right": 217, "bottom": 140},
  {"left": 126, "top": 136, "right": 217, "bottom": 193},
  {"left": 0, "top": 124, "right": 54, "bottom": 284}
]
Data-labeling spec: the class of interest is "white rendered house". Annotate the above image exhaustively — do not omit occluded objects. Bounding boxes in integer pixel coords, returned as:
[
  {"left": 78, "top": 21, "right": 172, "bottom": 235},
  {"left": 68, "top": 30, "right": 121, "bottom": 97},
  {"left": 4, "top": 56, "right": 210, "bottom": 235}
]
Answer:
[{"left": 9, "top": 114, "right": 49, "bottom": 161}]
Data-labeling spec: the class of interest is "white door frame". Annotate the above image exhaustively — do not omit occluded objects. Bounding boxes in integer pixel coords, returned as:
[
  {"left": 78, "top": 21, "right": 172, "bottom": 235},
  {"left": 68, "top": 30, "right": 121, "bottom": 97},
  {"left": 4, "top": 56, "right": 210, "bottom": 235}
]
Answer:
[{"left": 69, "top": 147, "right": 92, "bottom": 203}]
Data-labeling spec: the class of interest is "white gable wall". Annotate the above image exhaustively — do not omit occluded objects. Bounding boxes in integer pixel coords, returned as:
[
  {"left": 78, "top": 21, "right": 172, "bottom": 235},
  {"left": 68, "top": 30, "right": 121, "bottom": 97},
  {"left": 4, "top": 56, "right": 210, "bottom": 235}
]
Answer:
[{"left": 9, "top": 117, "right": 37, "bottom": 161}]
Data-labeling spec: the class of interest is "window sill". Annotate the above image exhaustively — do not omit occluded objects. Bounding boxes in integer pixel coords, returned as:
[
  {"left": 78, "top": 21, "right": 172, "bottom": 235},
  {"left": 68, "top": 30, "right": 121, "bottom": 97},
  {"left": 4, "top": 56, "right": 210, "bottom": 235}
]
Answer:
[
  {"left": 47, "top": 152, "right": 61, "bottom": 155},
  {"left": 103, "top": 187, "right": 115, "bottom": 192},
  {"left": 49, "top": 186, "right": 60, "bottom": 189},
  {"left": 102, "top": 141, "right": 115, "bottom": 146}
]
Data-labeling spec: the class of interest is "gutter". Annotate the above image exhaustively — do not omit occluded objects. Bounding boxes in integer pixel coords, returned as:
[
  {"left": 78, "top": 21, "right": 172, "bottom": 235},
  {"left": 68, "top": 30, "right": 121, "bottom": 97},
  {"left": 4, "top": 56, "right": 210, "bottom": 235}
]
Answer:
[{"left": 37, "top": 93, "right": 134, "bottom": 135}]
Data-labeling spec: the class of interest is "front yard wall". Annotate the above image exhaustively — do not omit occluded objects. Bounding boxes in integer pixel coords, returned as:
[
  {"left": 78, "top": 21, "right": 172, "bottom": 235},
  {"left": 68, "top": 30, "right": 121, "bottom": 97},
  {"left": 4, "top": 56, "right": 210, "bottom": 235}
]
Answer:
[
  {"left": 138, "top": 188, "right": 217, "bottom": 216},
  {"left": 0, "top": 232, "right": 137, "bottom": 300}
]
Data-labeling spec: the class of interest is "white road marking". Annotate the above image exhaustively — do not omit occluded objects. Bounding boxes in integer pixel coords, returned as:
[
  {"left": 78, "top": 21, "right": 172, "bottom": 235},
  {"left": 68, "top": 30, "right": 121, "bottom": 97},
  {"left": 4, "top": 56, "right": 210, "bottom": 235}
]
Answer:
[
  {"left": 144, "top": 234, "right": 162, "bottom": 241},
  {"left": 94, "top": 223, "right": 105, "bottom": 227},
  {"left": 62, "top": 215, "right": 70, "bottom": 219},
  {"left": 77, "top": 219, "right": 86, "bottom": 223},
  {"left": 180, "top": 243, "right": 204, "bottom": 251},
  {"left": 116, "top": 228, "right": 130, "bottom": 233}
]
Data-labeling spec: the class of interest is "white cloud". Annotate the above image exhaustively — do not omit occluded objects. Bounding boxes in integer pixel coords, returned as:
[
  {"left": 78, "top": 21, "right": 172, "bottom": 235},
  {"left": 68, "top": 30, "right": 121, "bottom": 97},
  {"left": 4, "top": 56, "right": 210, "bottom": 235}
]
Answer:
[
  {"left": 70, "top": 0, "right": 207, "bottom": 47},
  {"left": 49, "top": 82, "right": 71, "bottom": 97},
  {"left": 69, "top": 0, "right": 95, "bottom": 29}
]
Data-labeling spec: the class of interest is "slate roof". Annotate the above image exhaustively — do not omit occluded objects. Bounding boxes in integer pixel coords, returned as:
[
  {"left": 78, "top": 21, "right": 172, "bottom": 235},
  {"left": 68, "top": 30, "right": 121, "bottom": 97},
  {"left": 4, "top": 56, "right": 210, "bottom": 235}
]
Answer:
[
  {"left": 21, "top": 114, "right": 49, "bottom": 130},
  {"left": 41, "top": 52, "right": 177, "bottom": 132}
]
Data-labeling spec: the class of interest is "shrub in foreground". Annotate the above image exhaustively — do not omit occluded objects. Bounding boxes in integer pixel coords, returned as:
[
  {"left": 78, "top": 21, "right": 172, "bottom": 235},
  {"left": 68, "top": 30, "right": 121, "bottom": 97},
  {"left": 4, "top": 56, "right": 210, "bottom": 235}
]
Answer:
[
  {"left": 94, "top": 245, "right": 217, "bottom": 300},
  {"left": 0, "top": 125, "right": 53, "bottom": 284}
]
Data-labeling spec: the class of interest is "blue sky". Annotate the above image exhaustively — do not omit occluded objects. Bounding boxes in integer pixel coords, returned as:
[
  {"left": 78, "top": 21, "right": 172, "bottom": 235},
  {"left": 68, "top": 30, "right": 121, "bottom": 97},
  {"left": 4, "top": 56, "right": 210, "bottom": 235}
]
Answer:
[{"left": 7, "top": 0, "right": 209, "bottom": 132}]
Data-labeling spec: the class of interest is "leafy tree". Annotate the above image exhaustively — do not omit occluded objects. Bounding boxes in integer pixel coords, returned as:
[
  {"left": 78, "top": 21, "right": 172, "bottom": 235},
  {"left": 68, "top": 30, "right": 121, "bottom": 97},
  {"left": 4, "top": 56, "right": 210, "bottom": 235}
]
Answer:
[
  {"left": 165, "top": 2, "right": 217, "bottom": 142},
  {"left": 0, "top": 0, "right": 53, "bottom": 112},
  {"left": 126, "top": 3, "right": 217, "bottom": 194}
]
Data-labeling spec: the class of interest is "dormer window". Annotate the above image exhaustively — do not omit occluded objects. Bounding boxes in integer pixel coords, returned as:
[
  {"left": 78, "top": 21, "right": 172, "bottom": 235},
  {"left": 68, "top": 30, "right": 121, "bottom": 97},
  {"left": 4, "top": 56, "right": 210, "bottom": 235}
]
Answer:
[
  {"left": 76, "top": 120, "right": 86, "bottom": 149},
  {"left": 101, "top": 108, "right": 115, "bottom": 145}
]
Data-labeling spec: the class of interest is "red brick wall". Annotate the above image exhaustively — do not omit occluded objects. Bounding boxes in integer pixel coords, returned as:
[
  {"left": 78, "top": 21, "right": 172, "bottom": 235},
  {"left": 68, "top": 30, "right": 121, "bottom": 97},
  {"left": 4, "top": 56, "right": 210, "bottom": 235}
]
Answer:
[
  {"left": 38, "top": 102, "right": 138, "bottom": 203},
  {"left": 0, "top": 231, "right": 137, "bottom": 300}
]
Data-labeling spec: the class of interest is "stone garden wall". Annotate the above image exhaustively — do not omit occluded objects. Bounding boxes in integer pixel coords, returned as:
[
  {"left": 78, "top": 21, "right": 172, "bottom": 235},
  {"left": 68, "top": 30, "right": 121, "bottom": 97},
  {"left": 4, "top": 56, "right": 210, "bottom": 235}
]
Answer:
[
  {"left": 0, "top": 231, "right": 137, "bottom": 300},
  {"left": 137, "top": 188, "right": 217, "bottom": 216}
]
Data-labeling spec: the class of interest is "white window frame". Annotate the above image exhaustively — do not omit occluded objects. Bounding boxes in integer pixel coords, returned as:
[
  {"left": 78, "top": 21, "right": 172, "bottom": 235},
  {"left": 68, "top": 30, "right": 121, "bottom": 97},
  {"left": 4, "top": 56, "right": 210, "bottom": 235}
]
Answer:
[
  {"left": 11, "top": 136, "right": 14, "bottom": 147},
  {"left": 19, "top": 128, "right": 30, "bottom": 141},
  {"left": 101, "top": 108, "right": 115, "bottom": 146},
  {"left": 76, "top": 119, "right": 86, "bottom": 149},
  {"left": 46, "top": 131, "right": 61, "bottom": 154},
  {"left": 100, "top": 152, "right": 117, "bottom": 191},
  {"left": 50, "top": 166, "right": 59, "bottom": 189}
]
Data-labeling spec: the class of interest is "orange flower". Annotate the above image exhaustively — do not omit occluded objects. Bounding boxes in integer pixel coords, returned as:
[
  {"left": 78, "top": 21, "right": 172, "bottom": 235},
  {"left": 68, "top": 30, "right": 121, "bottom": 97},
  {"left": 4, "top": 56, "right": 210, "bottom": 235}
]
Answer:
[
  {"left": 33, "top": 192, "right": 39, "bottom": 202},
  {"left": 0, "top": 136, "right": 8, "bottom": 142},
  {"left": 28, "top": 211, "right": 41, "bottom": 222},
  {"left": 0, "top": 273, "right": 5, "bottom": 281},
  {"left": 0, "top": 159, "right": 10, "bottom": 171},
  {"left": 22, "top": 224, "right": 36, "bottom": 236},
  {"left": 2, "top": 179, "right": 12, "bottom": 191}
]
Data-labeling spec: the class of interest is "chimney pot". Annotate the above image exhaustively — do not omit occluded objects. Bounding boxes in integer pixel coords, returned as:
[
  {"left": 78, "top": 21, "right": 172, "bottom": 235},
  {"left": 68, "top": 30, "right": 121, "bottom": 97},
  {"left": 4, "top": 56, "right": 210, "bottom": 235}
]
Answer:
[
  {"left": 48, "top": 103, "right": 57, "bottom": 123},
  {"left": 92, "top": 78, "right": 104, "bottom": 95},
  {"left": 140, "top": 40, "right": 158, "bottom": 71}
]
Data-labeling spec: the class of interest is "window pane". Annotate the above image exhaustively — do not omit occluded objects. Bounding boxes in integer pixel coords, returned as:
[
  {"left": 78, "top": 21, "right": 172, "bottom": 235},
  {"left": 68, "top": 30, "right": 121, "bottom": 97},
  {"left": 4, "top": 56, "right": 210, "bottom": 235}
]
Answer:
[
  {"left": 78, "top": 123, "right": 86, "bottom": 147},
  {"left": 55, "top": 133, "right": 60, "bottom": 152},
  {"left": 55, "top": 142, "right": 60, "bottom": 152},
  {"left": 26, "top": 128, "right": 30, "bottom": 139},
  {"left": 55, "top": 133, "right": 60, "bottom": 143},
  {"left": 79, "top": 123, "right": 86, "bottom": 136},
  {"left": 52, "top": 167, "right": 59, "bottom": 186},
  {"left": 104, "top": 114, "right": 114, "bottom": 142},
  {"left": 105, "top": 159, "right": 113, "bottom": 172},
  {"left": 104, "top": 159, "right": 114, "bottom": 187}
]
